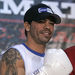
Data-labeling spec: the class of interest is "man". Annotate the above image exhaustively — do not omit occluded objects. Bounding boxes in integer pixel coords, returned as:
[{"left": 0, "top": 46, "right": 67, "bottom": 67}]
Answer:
[
  {"left": 0, "top": 3, "right": 73, "bottom": 75},
  {"left": 64, "top": 46, "right": 75, "bottom": 75}
]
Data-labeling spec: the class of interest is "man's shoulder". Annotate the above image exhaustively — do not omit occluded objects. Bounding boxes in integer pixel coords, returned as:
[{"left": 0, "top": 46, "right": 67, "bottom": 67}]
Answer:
[
  {"left": 11, "top": 43, "right": 25, "bottom": 49},
  {"left": 2, "top": 48, "right": 23, "bottom": 61},
  {"left": 2, "top": 43, "right": 23, "bottom": 56},
  {"left": 1, "top": 47, "right": 25, "bottom": 75},
  {"left": 1, "top": 47, "right": 24, "bottom": 67}
]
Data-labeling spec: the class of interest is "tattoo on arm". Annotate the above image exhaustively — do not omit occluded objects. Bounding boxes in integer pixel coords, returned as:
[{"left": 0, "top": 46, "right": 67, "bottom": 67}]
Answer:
[{"left": 2, "top": 48, "right": 22, "bottom": 75}]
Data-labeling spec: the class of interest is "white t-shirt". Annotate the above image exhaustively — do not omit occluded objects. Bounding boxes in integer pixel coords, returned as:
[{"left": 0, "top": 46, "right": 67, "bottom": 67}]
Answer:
[{"left": 12, "top": 43, "right": 45, "bottom": 75}]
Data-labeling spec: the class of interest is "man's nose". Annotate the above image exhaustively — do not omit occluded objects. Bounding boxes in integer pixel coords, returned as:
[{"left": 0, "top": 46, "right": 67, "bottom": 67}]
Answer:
[
  {"left": 44, "top": 23, "right": 54, "bottom": 31},
  {"left": 44, "top": 23, "right": 51, "bottom": 29}
]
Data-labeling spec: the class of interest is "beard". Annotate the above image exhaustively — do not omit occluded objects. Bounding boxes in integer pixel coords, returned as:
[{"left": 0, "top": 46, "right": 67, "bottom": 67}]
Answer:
[{"left": 35, "top": 29, "right": 53, "bottom": 45}]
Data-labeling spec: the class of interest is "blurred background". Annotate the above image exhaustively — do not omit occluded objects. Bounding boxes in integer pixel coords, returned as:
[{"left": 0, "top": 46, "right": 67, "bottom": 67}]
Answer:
[{"left": 0, "top": 0, "right": 75, "bottom": 58}]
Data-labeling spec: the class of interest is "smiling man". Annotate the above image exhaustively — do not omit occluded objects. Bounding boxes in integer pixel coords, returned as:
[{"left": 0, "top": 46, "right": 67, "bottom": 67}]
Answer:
[{"left": 1, "top": 3, "right": 72, "bottom": 75}]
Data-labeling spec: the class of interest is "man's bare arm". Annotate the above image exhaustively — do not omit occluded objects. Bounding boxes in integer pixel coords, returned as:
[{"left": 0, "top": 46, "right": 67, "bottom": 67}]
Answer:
[{"left": 1, "top": 48, "right": 25, "bottom": 75}]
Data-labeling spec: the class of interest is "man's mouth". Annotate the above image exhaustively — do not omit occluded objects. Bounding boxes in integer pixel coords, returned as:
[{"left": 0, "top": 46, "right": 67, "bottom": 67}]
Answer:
[{"left": 40, "top": 30, "right": 52, "bottom": 37}]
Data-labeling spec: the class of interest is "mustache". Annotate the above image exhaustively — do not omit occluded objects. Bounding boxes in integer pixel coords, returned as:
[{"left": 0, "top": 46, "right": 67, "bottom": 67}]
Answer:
[{"left": 39, "top": 29, "right": 52, "bottom": 34}]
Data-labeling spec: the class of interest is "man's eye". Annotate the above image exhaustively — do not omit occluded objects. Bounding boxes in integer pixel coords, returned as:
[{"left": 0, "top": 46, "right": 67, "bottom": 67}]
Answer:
[{"left": 49, "top": 23, "right": 54, "bottom": 26}]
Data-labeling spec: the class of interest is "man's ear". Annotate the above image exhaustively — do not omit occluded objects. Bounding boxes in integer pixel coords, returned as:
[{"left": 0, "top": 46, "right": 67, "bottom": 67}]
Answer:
[{"left": 24, "top": 22, "right": 30, "bottom": 31}]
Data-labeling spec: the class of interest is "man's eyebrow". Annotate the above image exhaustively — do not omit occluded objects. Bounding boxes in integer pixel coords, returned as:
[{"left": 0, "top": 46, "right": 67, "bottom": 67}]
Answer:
[{"left": 36, "top": 20, "right": 46, "bottom": 23}]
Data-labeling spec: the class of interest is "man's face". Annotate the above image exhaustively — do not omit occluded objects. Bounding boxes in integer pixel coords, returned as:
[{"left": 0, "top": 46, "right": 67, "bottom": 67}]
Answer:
[{"left": 29, "top": 19, "right": 54, "bottom": 44}]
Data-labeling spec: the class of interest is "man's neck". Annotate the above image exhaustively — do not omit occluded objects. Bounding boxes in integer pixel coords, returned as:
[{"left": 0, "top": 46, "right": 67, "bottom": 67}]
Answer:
[{"left": 25, "top": 41, "right": 46, "bottom": 54}]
